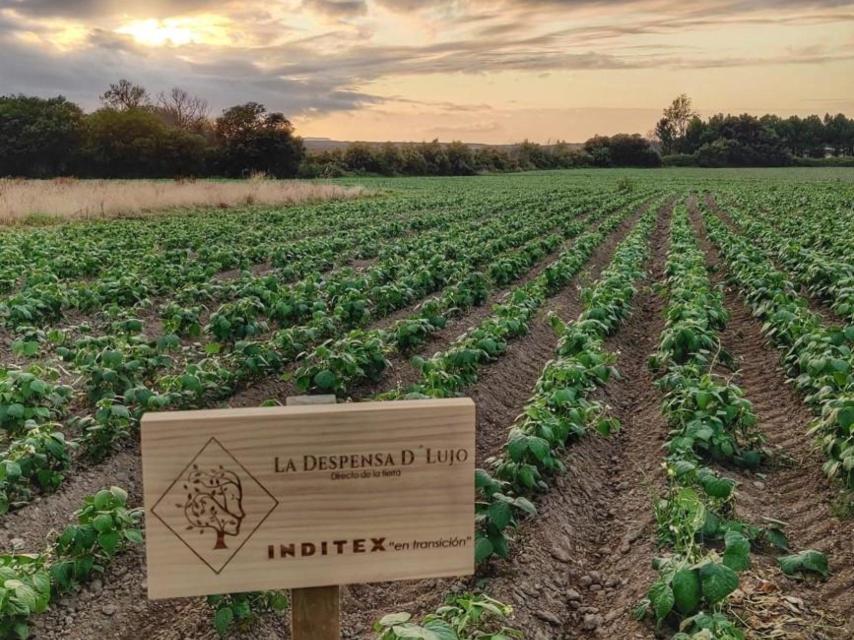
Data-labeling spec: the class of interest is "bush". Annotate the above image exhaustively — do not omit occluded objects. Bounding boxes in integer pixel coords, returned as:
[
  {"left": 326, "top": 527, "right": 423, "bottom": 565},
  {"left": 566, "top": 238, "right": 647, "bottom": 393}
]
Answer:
[
  {"left": 661, "top": 153, "right": 696, "bottom": 167},
  {"left": 792, "top": 156, "right": 854, "bottom": 168}
]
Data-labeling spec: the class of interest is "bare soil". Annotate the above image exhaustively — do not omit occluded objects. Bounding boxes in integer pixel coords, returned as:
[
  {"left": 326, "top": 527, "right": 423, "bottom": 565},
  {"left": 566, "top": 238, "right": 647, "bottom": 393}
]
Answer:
[
  {"left": 690, "top": 204, "right": 853, "bottom": 639},
  {"left": 13, "top": 195, "right": 852, "bottom": 640},
  {"left": 704, "top": 193, "right": 845, "bottom": 327},
  {"left": 24, "top": 202, "right": 654, "bottom": 640}
]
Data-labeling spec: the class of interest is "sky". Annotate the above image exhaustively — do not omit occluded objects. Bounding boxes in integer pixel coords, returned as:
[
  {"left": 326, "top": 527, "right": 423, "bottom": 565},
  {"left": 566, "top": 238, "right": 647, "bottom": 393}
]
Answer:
[{"left": 1, "top": 0, "right": 853, "bottom": 143}]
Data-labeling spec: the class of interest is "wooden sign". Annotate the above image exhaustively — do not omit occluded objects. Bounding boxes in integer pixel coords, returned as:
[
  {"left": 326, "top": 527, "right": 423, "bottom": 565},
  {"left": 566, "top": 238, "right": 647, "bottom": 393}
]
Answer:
[{"left": 141, "top": 398, "right": 475, "bottom": 599}]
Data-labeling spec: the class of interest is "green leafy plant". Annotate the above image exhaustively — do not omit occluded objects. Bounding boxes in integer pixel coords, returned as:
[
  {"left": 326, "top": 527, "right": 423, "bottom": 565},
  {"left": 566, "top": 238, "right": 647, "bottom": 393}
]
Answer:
[
  {"left": 0, "top": 422, "right": 72, "bottom": 513},
  {"left": 295, "top": 330, "right": 390, "bottom": 395},
  {"left": 474, "top": 469, "right": 536, "bottom": 563},
  {"left": 778, "top": 549, "right": 829, "bottom": 579},
  {"left": 206, "top": 591, "right": 288, "bottom": 637},
  {"left": 0, "top": 554, "right": 51, "bottom": 640},
  {"left": 50, "top": 487, "right": 143, "bottom": 593},
  {"left": 0, "top": 368, "right": 72, "bottom": 437},
  {"left": 374, "top": 593, "right": 521, "bottom": 640},
  {"left": 71, "top": 398, "right": 134, "bottom": 463}
]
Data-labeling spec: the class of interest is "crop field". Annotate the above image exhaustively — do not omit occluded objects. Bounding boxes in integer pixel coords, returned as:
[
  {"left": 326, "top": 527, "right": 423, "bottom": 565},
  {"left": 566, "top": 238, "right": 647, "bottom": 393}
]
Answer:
[{"left": 0, "top": 168, "right": 852, "bottom": 640}]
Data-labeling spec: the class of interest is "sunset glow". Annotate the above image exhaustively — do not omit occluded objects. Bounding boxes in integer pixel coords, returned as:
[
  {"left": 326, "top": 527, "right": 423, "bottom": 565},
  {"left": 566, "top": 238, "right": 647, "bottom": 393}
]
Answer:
[
  {"left": 1, "top": 1, "right": 852, "bottom": 142},
  {"left": 116, "top": 16, "right": 232, "bottom": 47}
]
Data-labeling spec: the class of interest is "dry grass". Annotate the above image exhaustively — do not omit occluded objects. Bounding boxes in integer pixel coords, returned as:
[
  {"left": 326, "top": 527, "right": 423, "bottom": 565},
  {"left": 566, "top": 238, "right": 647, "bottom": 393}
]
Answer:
[{"left": 0, "top": 177, "right": 368, "bottom": 224}]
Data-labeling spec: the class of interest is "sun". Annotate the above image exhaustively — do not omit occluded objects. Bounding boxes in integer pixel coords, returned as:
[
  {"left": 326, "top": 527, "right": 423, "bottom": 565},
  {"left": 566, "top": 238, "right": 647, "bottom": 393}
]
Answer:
[{"left": 116, "top": 16, "right": 231, "bottom": 47}]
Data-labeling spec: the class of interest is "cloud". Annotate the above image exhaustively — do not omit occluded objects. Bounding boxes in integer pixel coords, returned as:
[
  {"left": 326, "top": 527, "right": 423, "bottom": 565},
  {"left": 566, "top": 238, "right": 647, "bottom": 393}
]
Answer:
[
  {"left": 1, "top": 0, "right": 852, "bottom": 142},
  {"left": 302, "top": 0, "right": 367, "bottom": 17},
  {"left": 0, "top": 0, "right": 223, "bottom": 18},
  {"left": 0, "top": 32, "right": 384, "bottom": 115}
]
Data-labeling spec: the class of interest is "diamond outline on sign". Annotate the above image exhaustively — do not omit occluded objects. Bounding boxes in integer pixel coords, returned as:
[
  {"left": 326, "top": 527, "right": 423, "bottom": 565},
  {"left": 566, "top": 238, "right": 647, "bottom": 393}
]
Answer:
[{"left": 151, "top": 436, "right": 279, "bottom": 575}]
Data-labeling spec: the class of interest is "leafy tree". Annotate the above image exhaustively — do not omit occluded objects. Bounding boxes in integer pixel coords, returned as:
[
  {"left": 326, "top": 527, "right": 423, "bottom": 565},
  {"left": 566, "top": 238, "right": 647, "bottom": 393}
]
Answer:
[
  {"left": 664, "top": 94, "right": 697, "bottom": 140},
  {"left": 79, "top": 107, "right": 207, "bottom": 177},
  {"left": 377, "top": 142, "right": 404, "bottom": 175},
  {"left": 801, "top": 115, "right": 826, "bottom": 158},
  {"left": 656, "top": 94, "right": 697, "bottom": 153},
  {"left": 583, "top": 134, "right": 660, "bottom": 167},
  {"left": 516, "top": 139, "right": 554, "bottom": 169},
  {"left": 214, "top": 102, "right": 305, "bottom": 177},
  {"left": 418, "top": 139, "right": 451, "bottom": 175},
  {"left": 609, "top": 133, "right": 661, "bottom": 167},
  {"left": 655, "top": 117, "right": 677, "bottom": 154},
  {"left": 446, "top": 140, "right": 476, "bottom": 175},
  {"left": 398, "top": 144, "right": 430, "bottom": 174},
  {"left": 584, "top": 135, "right": 614, "bottom": 167},
  {"left": 0, "top": 95, "right": 83, "bottom": 177},
  {"left": 343, "top": 142, "right": 383, "bottom": 173},
  {"left": 823, "top": 113, "right": 854, "bottom": 156}
]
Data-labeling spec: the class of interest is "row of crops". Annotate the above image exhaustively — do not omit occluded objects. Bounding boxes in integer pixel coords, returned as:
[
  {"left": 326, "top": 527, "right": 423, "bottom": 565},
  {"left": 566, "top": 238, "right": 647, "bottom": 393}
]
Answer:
[
  {"left": 0, "top": 175, "right": 661, "bottom": 637},
  {"left": 634, "top": 204, "right": 829, "bottom": 640},
  {"left": 0, "top": 170, "right": 852, "bottom": 639}
]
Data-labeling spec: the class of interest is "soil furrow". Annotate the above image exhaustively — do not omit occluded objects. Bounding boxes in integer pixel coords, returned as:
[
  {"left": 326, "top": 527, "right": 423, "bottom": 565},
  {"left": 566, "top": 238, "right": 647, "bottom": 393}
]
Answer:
[
  {"left": 468, "top": 199, "right": 674, "bottom": 639},
  {"left": 26, "top": 200, "right": 655, "bottom": 640},
  {"left": 357, "top": 208, "right": 623, "bottom": 399},
  {"left": 689, "top": 200, "right": 853, "bottom": 639},
  {"left": 226, "top": 212, "right": 600, "bottom": 409},
  {"left": 703, "top": 193, "right": 844, "bottom": 327},
  {"left": 6, "top": 211, "right": 612, "bottom": 547}
]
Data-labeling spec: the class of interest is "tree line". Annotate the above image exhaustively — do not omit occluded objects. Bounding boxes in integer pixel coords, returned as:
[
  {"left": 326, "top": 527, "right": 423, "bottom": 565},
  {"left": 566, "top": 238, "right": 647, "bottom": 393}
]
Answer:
[
  {"left": 1, "top": 82, "right": 851, "bottom": 179},
  {"left": 0, "top": 79, "right": 660, "bottom": 178},
  {"left": 0, "top": 81, "right": 303, "bottom": 179},
  {"left": 300, "top": 134, "right": 659, "bottom": 178},
  {"left": 655, "top": 95, "right": 854, "bottom": 167}
]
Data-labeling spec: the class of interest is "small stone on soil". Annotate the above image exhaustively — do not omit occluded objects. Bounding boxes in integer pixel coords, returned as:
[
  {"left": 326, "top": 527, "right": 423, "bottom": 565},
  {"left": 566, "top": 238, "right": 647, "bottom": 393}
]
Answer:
[
  {"left": 534, "top": 610, "right": 562, "bottom": 625},
  {"left": 582, "top": 613, "right": 603, "bottom": 630},
  {"left": 551, "top": 547, "right": 571, "bottom": 563}
]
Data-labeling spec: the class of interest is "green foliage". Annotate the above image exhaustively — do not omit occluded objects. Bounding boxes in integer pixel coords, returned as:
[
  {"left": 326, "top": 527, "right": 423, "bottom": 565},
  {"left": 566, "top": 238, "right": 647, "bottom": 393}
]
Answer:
[
  {"left": 206, "top": 297, "right": 268, "bottom": 343},
  {"left": 474, "top": 469, "right": 535, "bottom": 563},
  {"left": 778, "top": 549, "right": 829, "bottom": 579},
  {"left": 71, "top": 397, "right": 134, "bottom": 463},
  {"left": 0, "top": 486, "right": 142, "bottom": 637},
  {"left": 80, "top": 106, "right": 208, "bottom": 178},
  {"left": 474, "top": 205, "right": 658, "bottom": 563},
  {"left": 0, "top": 423, "right": 72, "bottom": 513},
  {"left": 636, "top": 555, "right": 739, "bottom": 626},
  {"left": 374, "top": 594, "right": 521, "bottom": 640},
  {"left": 296, "top": 331, "right": 390, "bottom": 395},
  {"left": 703, "top": 203, "right": 854, "bottom": 488},
  {"left": 0, "top": 95, "right": 83, "bottom": 178},
  {"left": 214, "top": 102, "right": 305, "bottom": 178},
  {"left": 50, "top": 487, "right": 142, "bottom": 593},
  {"left": 0, "top": 368, "right": 72, "bottom": 437},
  {"left": 0, "top": 554, "right": 51, "bottom": 640},
  {"left": 206, "top": 591, "right": 288, "bottom": 637}
]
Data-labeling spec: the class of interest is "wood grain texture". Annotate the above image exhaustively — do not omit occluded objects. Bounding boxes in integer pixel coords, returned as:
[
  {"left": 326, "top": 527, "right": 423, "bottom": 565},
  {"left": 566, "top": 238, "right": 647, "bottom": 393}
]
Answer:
[
  {"left": 141, "top": 398, "right": 475, "bottom": 599},
  {"left": 288, "top": 396, "right": 340, "bottom": 640},
  {"left": 292, "top": 586, "right": 340, "bottom": 640}
]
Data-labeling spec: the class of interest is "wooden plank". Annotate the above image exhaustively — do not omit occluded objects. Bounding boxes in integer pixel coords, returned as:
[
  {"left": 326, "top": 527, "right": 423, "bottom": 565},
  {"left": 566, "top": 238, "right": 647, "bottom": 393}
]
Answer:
[
  {"left": 287, "top": 396, "right": 340, "bottom": 640},
  {"left": 141, "top": 398, "right": 475, "bottom": 599},
  {"left": 292, "top": 586, "right": 340, "bottom": 640},
  {"left": 286, "top": 395, "right": 338, "bottom": 407}
]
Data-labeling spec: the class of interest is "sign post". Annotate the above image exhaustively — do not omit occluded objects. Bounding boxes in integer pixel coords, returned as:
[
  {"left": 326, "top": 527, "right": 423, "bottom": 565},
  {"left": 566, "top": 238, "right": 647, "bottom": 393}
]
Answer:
[
  {"left": 286, "top": 395, "right": 339, "bottom": 640},
  {"left": 140, "top": 397, "right": 475, "bottom": 635}
]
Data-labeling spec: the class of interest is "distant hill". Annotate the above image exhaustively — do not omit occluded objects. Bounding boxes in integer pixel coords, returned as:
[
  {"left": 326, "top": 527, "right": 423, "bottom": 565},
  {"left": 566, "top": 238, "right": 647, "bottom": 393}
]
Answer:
[{"left": 302, "top": 137, "right": 582, "bottom": 153}]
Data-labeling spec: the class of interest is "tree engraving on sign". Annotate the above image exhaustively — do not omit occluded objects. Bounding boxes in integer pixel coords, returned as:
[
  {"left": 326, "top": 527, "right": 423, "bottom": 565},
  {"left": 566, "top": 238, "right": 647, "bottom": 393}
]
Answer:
[
  {"left": 181, "top": 465, "right": 245, "bottom": 550},
  {"left": 151, "top": 437, "right": 278, "bottom": 574}
]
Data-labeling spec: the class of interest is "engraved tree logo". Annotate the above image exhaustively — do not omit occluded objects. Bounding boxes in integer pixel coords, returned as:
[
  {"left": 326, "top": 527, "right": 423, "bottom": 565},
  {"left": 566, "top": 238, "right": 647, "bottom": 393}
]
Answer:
[{"left": 180, "top": 463, "right": 245, "bottom": 550}]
